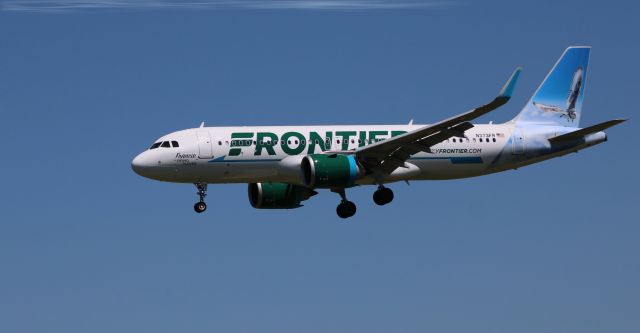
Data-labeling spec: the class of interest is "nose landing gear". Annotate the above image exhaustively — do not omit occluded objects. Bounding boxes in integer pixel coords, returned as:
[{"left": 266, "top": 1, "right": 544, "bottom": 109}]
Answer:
[
  {"left": 194, "top": 201, "right": 207, "bottom": 213},
  {"left": 194, "top": 183, "right": 208, "bottom": 213},
  {"left": 373, "top": 186, "right": 394, "bottom": 206}
]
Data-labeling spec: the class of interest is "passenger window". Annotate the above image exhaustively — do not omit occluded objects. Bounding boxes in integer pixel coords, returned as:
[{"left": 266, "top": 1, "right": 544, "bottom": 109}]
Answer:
[
  {"left": 452, "top": 138, "right": 456, "bottom": 143},
  {"left": 479, "top": 138, "right": 483, "bottom": 142},
  {"left": 493, "top": 138, "right": 496, "bottom": 142},
  {"left": 171, "top": 141, "right": 179, "bottom": 147},
  {"left": 161, "top": 141, "right": 171, "bottom": 148},
  {"left": 218, "top": 141, "right": 222, "bottom": 146}
]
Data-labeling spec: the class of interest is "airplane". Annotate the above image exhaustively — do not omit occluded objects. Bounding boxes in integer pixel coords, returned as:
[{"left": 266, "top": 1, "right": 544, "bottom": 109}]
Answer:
[{"left": 132, "top": 46, "right": 626, "bottom": 219}]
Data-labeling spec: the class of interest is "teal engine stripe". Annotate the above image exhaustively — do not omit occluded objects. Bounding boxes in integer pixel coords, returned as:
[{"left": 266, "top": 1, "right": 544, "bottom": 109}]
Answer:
[{"left": 347, "top": 155, "right": 357, "bottom": 186}]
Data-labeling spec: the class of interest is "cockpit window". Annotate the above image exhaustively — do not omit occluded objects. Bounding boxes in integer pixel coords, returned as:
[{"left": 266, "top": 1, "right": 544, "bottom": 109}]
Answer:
[
  {"left": 171, "top": 141, "right": 179, "bottom": 147},
  {"left": 149, "top": 142, "right": 162, "bottom": 149},
  {"left": 161, "top": 141, "right": 171, "bottom": 148}
]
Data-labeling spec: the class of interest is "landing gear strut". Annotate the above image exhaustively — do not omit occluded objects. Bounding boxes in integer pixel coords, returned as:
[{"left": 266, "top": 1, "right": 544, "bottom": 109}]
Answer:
[
  {"left": 373, "top": 186, "right": 394, "bottom": 206},
  {"left": 332, "top": 188, "right": 357, "bottom": 219},
  {"left": 194, "top": 183, "right": 208, "bottom": 213}
]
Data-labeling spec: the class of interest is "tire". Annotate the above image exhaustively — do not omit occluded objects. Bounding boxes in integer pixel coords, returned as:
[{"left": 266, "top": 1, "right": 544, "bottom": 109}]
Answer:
[
  {"left": 373, "top": 190, "right": 386, "bottom": 205},
  {"left": 381, "top": 187, "right": 394, "bottom": 204},
  {"left": 373, "top": 188, "right": 394, "bottom": 205},
  {"left": 194, "top": 201, "right": 207, "bottom": 213},
  {"left": 337, "top": 201, "right": 357, "bottom": 219}
]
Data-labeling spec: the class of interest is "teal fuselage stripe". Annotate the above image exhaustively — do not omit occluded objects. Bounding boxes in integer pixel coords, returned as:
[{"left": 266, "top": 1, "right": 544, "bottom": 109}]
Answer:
[
  {"left": 208, "top": 157, "right": 282, "bottom": 163},
  {"left": 408, "top": 156, "right": 483, "bottom": 164},
  {"left": 208, "top": 156, "right": 483, "bottom": 164}
]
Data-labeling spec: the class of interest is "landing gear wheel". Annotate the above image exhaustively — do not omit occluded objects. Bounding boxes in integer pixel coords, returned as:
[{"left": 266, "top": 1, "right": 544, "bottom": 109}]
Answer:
[
  {"left": 194, "top": 201, "right": 207, "bottom": 213},
  {"left": 336, "top": 201, "right": 357, "bottom": 219},
  {"left": 373, "top": 187, "right": 394, "bottom": 205},
  {"left": 193, "top": 183, "right": 208, "bottom": 213}
]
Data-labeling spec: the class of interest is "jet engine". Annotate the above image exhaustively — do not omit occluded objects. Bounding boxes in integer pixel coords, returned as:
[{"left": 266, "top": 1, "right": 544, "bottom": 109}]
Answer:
[
  {"left": 248, "top": 182, "right": 317, "bottom": 209},
  {"left": 301, "top": 154, "right": 363, "bottom": 188}
]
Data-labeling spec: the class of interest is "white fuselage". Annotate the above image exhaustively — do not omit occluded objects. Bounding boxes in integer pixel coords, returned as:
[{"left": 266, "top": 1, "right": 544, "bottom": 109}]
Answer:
[{"left": 131, "top": 123, "right": 607, "bottom": 186}]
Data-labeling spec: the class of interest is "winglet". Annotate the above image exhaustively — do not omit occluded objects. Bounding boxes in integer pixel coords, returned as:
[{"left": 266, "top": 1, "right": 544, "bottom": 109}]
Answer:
[
  {"left": 199, "top": 121, "right": 205, "bottom": 128},
  {"left": 458, "top": 67, "right": 522, "bottom": 117},
  {"left": 498, "top": 67, "right": 522, "bottom": 99}
]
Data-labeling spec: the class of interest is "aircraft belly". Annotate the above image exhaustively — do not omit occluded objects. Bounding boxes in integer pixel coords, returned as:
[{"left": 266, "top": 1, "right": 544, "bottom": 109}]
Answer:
[
  {"left": 410, "top": 158, "right": 489, "bottom": 180},
  {"left": 207, "top": 161, "right": 280, "bottom": 183},
  {"left": 173, "top": 160, "right": 279, "bottom": 184}
]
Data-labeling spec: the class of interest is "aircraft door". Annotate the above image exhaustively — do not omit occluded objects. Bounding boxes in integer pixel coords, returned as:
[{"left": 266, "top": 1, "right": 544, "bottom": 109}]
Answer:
[
  {"left": 197, "top": 131, "right": 213, "bottom": 159},
  {"left": 512, "top": 129, "right": 525, "bottom": 155}
]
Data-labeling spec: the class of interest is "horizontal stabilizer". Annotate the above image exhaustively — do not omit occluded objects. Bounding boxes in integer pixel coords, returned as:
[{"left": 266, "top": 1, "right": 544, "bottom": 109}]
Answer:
[{"left": 549, "top": 119, "right": 627, "bottom": 143}]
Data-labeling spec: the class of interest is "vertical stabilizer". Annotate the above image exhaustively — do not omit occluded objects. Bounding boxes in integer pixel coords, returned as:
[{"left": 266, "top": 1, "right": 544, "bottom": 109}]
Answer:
[{"left": 514, "top": 46, "right": 590, "bottom": 127}]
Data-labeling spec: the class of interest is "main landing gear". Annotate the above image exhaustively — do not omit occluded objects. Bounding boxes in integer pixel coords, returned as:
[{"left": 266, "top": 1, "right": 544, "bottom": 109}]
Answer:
[
  {"left": 194, "top": 183, "right": 208, "bottom": 213},
  {"left": 373, "top": 186, "right": 394, "bottom": 206},
  {"left": 331, "top": 186, "right": 394, "bottom": 219},
  {"left": 332, "top": 189, "right": 357, "bottom": 219}
]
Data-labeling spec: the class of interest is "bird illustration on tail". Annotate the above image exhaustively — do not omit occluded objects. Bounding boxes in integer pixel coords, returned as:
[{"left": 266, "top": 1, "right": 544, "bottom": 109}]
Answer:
[{"left": 532, "top": 66, "right": 584, "bottom": 121}]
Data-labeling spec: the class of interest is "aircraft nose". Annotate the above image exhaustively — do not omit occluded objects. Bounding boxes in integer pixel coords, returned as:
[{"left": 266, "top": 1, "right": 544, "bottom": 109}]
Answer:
[{"left": 131, "top": 152, "right": 153, "bottom": 177}]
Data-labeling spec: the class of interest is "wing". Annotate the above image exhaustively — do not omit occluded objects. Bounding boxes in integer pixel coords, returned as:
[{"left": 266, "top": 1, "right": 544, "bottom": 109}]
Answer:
[{"left": 355, "top": 67, "right": 522, "bottom": 175}]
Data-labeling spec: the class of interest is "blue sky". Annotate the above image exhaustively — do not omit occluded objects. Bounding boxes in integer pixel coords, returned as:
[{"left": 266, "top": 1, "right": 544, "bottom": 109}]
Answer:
[{"left": 1, "top": 1, "right": 638, "bottom": 332}]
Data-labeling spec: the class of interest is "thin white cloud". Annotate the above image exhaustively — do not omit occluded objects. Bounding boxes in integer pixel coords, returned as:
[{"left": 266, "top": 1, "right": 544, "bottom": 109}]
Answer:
[{"left": 1, "top": 0, "right": 457, "bottom": 12}]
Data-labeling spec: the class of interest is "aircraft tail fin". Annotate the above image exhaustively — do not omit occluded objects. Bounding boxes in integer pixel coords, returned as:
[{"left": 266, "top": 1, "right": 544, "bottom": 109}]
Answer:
[{"left": 513, "top": 46, "right": 591, "bottom": 128}]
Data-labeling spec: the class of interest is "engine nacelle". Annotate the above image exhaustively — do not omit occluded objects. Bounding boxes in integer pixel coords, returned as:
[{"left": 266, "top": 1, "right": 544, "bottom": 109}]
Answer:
[
  {"left": 248, "top": 182, "right": 317, "bottom": 209},
  {"left": 301, "top": 154, "right": 362, "bottom": 188}
]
